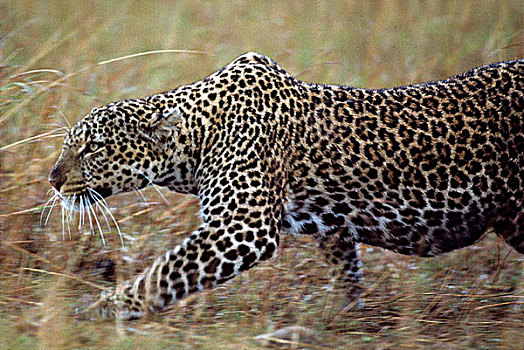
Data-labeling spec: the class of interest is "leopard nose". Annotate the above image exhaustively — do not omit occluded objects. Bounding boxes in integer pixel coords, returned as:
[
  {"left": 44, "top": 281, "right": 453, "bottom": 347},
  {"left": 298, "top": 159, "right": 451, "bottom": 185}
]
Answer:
[{"left": 49, "top": 166, "right": 66, "bottom": 191}]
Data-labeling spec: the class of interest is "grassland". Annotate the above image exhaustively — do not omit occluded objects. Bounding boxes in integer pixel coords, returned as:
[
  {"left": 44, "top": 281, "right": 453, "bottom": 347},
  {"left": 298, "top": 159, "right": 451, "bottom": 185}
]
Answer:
[{"left": 1, "top": 0, "right": 523, "bottom": 349}]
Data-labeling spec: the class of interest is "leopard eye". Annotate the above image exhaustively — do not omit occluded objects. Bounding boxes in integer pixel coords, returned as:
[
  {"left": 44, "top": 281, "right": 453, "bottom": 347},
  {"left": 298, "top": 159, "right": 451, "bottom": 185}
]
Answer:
[
  {"left": 88, "top": 143, "right": 99, "bottom": 153},
  {"left": 82, "top": 142, "right": 103, "bottom": 156}
]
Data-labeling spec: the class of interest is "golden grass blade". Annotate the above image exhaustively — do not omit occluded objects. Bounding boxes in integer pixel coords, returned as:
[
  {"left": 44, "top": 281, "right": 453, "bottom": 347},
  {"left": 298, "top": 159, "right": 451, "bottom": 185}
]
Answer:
[
  {"left": 5, "top": 243, "right": 53, "bottom": 265},
  {"left": 0, "top": 207, "right": 42, "bottom": 217},
  {"left": 96, "top": 49, "right": 208, "bottom": 66},
  {"left": 474, "top": 301, "right": 524, "bottom": 311},
  {"left": 0, "top": 49, "right": 209, "bottom": 126},
  {"left": 8, "top": 69, "right": 64, "bottom": 80},
  {"left": 15, "top": 31, "right": 77, "bottom": 74},
  {"left": 0, "top": 130, "right": 65, "bottom": 151},
  {"left": 22, "top": 268, "right": 108, "bottom": 291}
]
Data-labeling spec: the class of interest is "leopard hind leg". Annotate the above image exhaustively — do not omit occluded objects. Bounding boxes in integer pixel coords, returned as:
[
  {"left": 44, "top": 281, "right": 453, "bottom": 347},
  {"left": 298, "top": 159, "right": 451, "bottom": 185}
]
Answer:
[
  {"left": 317, "top": 228, "right": 365, "bottom": 313},
  {"left": 494, "top": 209, "right": 524, "bottom": 254},
  {"left": 487, "top": 192, "right": 523, "bottom": 254}
]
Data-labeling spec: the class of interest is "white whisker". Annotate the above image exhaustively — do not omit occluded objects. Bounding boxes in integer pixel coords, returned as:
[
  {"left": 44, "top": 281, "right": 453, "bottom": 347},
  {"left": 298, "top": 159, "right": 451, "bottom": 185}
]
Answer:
[
  {"left": 66, "top": 213, "right": 72, "bottom": 239},
  {"left": 86, "top": 195, "right": 95, "bottom": 236},
  {"left": 53, "top": 107, "right": 72, "bottom": 130},
  {"left": 133, "top": 186, "right": 151, "bottom": 207},
  {"left": 60, "top": 197, "right": 73, "bottom": 240},
  {"left": 88, "top": 190, "right": 113, "bottom": 234},
  {"left": 136, "top": 170, "right": 170, "bottom": 206},
  {"left": 47, "top": 123, "right": 70, "bottom": 133},
  {"left": 61, "top": 200, "right": 66, "bottom": 240},
  {"left": 150, "top": 183, "right": 169, "bottom": 206},
  {"left": 64, "top": 195, "right": 73, "bottom": 240},
  {"left": 88, "top": 188, "right": 124, "bottom": 247},
  {"left": 89, "top": 200, "right": 106, "bottom": 246},
  {"left": 45, "top": 123, "right": 70, "bottom": 135},
  {"left": 40, "top": 193, "right": 54, "bottom": 224},
  {"left": 44, "top": 194, "right": 59, "bottom": 226},
  {"left": 82, "top": 195, "right": 88, "bottom": 229},
  {"left": 44, "top": 181, "right": 127, "bottom": 246},
  {"left": 66, "top": 194, "right": 75, "bottom": 223},
  {"left": 78, "top": 195, "right": 84, "bottom": 230},
  {"left": 81, "top": 195, "right": 87, "bottom": 229},
  {"left": 94, "top": 200, "right": 113, "bottom": 233},
  {"left": 40, "top": 192, "right": 59, "bottom": 226}
]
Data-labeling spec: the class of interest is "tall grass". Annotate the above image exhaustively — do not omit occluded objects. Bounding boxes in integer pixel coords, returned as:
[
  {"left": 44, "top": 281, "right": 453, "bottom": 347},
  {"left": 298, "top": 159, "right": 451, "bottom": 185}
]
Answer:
[{"left": 1, "top": 0, "right": 523, "bottom": 348}]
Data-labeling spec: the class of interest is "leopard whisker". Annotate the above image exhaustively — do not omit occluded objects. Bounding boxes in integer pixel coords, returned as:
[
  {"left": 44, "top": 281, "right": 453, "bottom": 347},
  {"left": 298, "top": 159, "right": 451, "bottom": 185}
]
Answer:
[
  {"left": 133, "top": 186, "right": 152, "bottom": 207},
  {"left": 88, "top": 197, "right": 106, "bottom": 246},
  {"left": 61, "top": 200, "right": 66, "bottom": 240},
  {"left": 40, "top": 191, "right": 60, "bottom": 226},
  {"left": 83, "top": 195, "right": 89, "bottom": 230},
  {"left": 47, "top": 107, "right": 72, "bottom": 131},
  {"left": 88, "top": 188, "right": 124, "bottom": 246},
  {"left": 48, "top": 122, "right": 70, "bottom": 132},
  {"left": 56, "top": 108, "right": 72, "bottom": 130},
  {"left": 60, "top": 197, "right": 72, "bottom": 240},
  {"left": 40, "top": 195, "right": 53, "bottom": 225},
  {"left": 82, "top": 195, "right": 91, "bottom": 231},
  {"left": 94, "top": 201, "right": 113, "bottom": 233},
  {"left": 66, "top": 217, "right": 72, "bottom": 239},
  {"left": 135, "top": 170, "right": 170, "bottom": 206},
  {"left": 89, "top": 191, "right": 114, "bottom": 239},
  {"left": 44, "top": 194, "right": 60, "bottom": 226},
  {"left": 65, "top": 193, "right": 76, "bottom": 224},
  {"left": 46, "top": 123, "right": 70, "bottom": 135},
  {"left": 85, "top": 194, "right": 95, "bottom": 237},
  {"left": 65, "top": 195, "right": 73, "bottom": 240},
  {"left": 40, "top": 200, "right": 49, "bottom": 226},
  {"left": 78, "top": 195, "right": 84, "bottom": 230}
]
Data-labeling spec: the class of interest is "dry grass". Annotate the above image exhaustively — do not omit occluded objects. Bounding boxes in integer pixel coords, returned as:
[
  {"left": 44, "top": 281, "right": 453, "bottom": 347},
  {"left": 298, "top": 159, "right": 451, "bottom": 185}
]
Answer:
[{"left": 1, "top": 0, "right": 523, "bottom": 349}]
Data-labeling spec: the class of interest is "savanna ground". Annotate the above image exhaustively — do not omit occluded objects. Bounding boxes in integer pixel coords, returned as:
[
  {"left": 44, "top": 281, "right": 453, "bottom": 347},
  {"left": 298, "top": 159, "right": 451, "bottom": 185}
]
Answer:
[{"left": 1, "top": 1, "right": 523, "bottom": 349}]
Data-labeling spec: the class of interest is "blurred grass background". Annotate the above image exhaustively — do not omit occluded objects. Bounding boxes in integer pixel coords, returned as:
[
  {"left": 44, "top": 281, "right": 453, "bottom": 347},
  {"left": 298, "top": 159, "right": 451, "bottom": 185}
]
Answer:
[{"left": 1, "top": 0, "right": 523, "bottom": 349}]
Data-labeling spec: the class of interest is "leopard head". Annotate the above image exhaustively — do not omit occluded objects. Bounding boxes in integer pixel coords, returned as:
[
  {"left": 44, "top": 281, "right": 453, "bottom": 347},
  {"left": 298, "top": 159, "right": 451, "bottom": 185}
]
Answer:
[{"left": 49, "top": 98, "right": 194, "bottom": 211}]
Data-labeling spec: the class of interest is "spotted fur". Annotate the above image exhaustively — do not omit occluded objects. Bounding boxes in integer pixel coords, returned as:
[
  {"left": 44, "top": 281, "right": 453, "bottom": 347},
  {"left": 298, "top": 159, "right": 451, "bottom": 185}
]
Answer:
[{"left": 49, "top": 53, "right": 523, "bottom": 320}]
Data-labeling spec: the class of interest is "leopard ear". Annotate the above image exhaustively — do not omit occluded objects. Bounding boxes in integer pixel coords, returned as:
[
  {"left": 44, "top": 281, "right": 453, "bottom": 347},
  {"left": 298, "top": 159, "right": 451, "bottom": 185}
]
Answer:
[
  {"left": 146, "top": 109, "right": 179, "bottom": 129},
  {"left": 143, "top": 109, "right": 181, "bottom": 145}
]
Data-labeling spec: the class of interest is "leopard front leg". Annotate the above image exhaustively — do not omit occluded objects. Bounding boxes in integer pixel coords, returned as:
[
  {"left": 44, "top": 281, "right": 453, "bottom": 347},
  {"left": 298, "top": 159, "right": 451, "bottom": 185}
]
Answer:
[{"left": 86, "top": 160, "right": 284, "bottom": 320}]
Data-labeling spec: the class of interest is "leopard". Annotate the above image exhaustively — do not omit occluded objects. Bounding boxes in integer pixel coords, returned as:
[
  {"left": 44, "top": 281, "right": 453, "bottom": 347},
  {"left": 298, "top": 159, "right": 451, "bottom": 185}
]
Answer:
[{"left": 48, "top": 52, "right": 523, "bottom": 320}]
